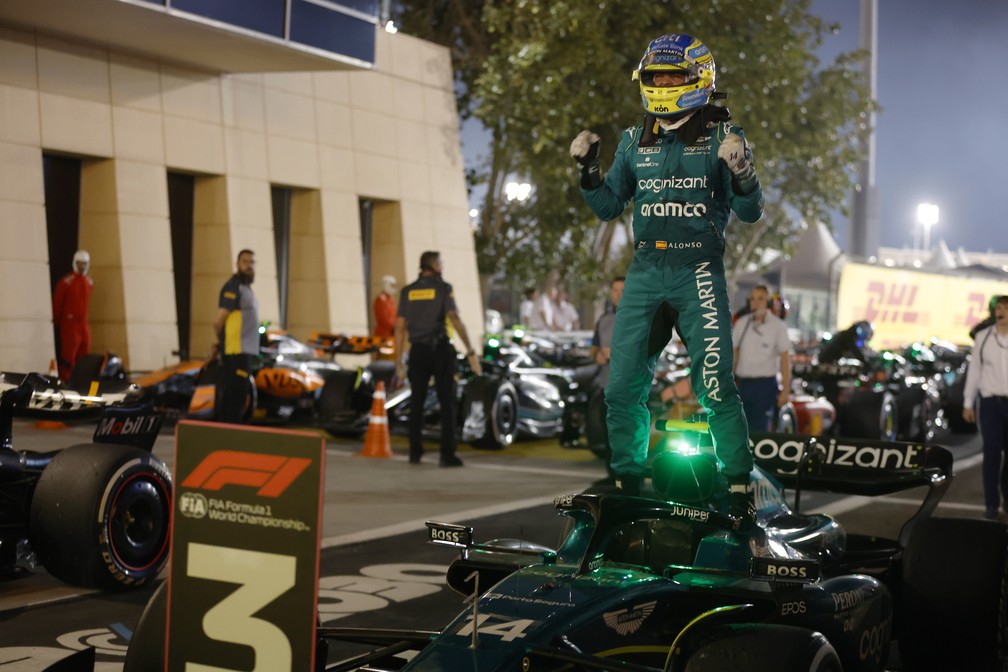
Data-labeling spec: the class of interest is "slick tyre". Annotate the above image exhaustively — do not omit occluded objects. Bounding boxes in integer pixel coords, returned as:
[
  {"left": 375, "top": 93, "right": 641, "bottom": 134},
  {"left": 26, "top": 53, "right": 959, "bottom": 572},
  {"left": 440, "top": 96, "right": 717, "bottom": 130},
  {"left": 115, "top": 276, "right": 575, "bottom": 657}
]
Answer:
[
  {"left": 467, "top": 376, "right": 518, "bottom": 449},
  {"left": 29, "top": 443, "right": 172, "bottom": 590},
  {"left": 686, "top": 625, "right": 842, "bottom": 672},
  {"left": 842, "top": 390, "right": 897, "bottom": 440},
  {"left": 123, "top": 581, "right": 167, "bottom": 672},
  {"left": 898, "top": 517, "right": 1008, "bottom": 672}
]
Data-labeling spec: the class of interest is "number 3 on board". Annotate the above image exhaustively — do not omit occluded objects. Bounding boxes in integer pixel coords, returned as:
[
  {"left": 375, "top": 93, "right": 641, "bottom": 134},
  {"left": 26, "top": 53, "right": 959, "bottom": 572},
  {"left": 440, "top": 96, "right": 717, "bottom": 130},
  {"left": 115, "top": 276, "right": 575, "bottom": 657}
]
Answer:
[{"left": 186, "top": 542, "right": 297, "bottom": 672}]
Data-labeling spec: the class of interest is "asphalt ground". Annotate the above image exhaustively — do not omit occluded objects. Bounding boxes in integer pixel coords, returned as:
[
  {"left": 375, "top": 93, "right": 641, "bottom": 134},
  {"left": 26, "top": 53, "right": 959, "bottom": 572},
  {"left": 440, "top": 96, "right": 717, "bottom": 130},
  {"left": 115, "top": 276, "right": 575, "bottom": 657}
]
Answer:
[{"left": 0, "top": 419, "right": 991, "bottom": 670}]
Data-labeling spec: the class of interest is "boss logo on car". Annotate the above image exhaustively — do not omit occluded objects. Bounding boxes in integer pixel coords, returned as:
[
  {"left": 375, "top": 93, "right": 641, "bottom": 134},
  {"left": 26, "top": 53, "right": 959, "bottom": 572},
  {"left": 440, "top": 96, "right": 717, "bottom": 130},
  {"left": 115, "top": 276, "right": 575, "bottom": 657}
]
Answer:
[
  {"left": 429, "top": 528, "right": 463, "bottom": 543},
  {"left": 750, "top": 558, "right": 820, "bottom": 582},
  {"left": 426, "top": 522, "right": 472, "bottom": 547}
]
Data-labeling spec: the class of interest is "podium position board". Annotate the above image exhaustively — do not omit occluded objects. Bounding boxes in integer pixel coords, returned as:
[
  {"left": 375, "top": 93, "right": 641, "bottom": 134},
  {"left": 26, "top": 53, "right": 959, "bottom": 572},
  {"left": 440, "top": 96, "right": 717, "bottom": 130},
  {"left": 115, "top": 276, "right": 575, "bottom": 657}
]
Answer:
[{"left": 166, "top": 421, "right": 325, "bottom": 671}]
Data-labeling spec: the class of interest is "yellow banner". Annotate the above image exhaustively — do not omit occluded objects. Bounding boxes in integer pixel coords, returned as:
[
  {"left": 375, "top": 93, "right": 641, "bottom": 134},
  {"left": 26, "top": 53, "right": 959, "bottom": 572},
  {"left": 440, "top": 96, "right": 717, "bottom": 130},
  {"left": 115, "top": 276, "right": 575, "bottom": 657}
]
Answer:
[{"left": 837, "top": 263, "right": 1008, "bottom": 348}]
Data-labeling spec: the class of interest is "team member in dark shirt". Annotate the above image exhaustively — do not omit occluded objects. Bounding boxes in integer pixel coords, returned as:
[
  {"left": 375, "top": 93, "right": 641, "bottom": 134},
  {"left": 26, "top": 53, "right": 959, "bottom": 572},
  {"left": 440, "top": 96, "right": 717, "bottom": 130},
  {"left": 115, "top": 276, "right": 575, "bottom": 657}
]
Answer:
[{"left": 394, "top": 251, "right": 481, "bottom": 466}]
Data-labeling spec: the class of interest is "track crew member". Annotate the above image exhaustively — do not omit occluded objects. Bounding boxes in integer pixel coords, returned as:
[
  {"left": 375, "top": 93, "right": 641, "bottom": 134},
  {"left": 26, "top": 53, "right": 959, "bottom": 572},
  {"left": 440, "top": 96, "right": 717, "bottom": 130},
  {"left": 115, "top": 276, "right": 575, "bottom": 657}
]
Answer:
[
  {"left": 571, "top": 33, "right": 764, "bottom": 522},
  {"left": 373, "top": 275, "right": 398, "bottom": 339},
  {"left": 963, "top": 295, "right": 1008, "bottom": 520},
  {"left": 394, "top": 251, "right": 481, "bottom": 467},
  {"left": 52, "top": 250, "right": 94, "bottom": 381},
  {"left": 733, "top": 285, "right": 792, "bottom": 431},
  {"left": 212, "top": 249, "right": 259, "bottom": 424}
]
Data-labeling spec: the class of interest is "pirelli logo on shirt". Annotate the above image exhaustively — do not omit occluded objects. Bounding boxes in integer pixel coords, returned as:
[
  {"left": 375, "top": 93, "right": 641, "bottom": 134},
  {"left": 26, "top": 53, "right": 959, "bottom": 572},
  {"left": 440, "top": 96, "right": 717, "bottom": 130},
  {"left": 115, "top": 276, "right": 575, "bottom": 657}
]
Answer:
[
  {"left": 408, "top": 289, "right": 436, "bottom": 301},
  {"left": 223, "top": 291, "right": 237, "bottom": 299}
]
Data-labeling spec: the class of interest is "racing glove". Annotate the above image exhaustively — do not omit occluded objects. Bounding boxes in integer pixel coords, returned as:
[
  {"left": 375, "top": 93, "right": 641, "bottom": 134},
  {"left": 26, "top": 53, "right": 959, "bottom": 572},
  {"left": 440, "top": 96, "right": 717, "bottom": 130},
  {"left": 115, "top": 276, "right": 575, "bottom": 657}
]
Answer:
[
  {"left": 570, "top": 130, "right": 602, "bottom": 190},
  {"left": 727, "top": 483, "right": 756, "bottom": 530},
  {"left": 717, "top": 132, "right": 759, "bottom": 195}
]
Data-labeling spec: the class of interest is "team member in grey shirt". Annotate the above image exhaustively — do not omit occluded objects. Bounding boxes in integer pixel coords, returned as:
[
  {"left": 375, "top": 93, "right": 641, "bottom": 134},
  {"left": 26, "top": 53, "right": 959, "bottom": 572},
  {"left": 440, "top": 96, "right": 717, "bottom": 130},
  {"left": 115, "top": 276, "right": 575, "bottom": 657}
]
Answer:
[{"left": 212, "top": 249, "right": 259, "bottom": 424}]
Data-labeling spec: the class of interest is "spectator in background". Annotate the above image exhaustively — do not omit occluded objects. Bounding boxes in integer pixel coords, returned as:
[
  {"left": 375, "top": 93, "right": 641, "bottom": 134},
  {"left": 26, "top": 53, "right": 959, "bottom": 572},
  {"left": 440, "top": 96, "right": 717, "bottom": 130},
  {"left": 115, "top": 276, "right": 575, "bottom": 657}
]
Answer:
[
  {"left": 52, "top": 249, "right": 93, "bottom": 381},
  {"left": 212, "top": 249, "right": 259, "bottom": 424},
  {"left": 554, "top": 288, "right": 581, "bottom": 331},
  {"left": 534, "top": 285, "right": 558, "bottom": 331},
  {"left": 732, "top": 285, "right": 791, "bottom": 432},
  {"left": 373, "top": 275, "right": 398, "bottom": 339},
  {"left": 970, "top": 295, "right": 999, "bottom": 341},
  {"left": 519, "top": 287, "right": 542, "bottom": 328},
  {"left": 591, "top": 277, "right": 625, "bottom": 390},
  {"left": 962, "top": 295, "right": 1008, "bottom": 520}
]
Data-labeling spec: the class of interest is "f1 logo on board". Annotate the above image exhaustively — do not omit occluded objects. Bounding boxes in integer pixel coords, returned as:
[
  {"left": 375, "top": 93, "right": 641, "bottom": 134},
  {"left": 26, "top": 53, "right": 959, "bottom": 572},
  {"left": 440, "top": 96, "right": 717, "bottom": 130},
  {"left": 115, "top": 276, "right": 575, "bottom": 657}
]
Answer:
[{"left": 181, "top": 450, "right": 311, "bottom": 497}]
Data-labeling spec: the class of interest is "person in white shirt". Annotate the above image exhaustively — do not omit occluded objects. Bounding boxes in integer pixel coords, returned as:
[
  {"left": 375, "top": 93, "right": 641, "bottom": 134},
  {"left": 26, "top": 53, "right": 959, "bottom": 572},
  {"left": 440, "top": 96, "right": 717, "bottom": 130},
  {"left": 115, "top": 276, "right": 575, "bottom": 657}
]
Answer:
[
  {"left": 732, "top": 285, "right": 792, "bottom": 432},
  {"left": 554, "top": 288, "right": 581, "bottom": 332},
  {"left": 519, "top": 288, "right": 545, "bottom": 329},
  {"left": 962, "top": 294, "right": 1008, "bottom": 520},
  {"left": 533, "top": 286, "right": 557, "bottom": 331}
]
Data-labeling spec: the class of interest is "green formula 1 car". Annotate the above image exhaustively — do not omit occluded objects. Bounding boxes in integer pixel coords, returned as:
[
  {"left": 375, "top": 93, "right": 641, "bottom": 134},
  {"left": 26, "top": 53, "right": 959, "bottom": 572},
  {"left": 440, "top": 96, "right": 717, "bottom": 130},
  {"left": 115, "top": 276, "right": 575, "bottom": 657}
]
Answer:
[{"left": 125, "top": 423, "right": 1007, "bottom": 672}]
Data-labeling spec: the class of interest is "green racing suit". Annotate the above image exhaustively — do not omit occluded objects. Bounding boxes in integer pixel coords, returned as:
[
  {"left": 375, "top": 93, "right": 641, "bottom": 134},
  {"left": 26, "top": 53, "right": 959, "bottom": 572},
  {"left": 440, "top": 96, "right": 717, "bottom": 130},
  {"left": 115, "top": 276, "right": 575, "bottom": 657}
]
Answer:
[{"left": 580, "top": 110, "right": 764, "bottom": 483}]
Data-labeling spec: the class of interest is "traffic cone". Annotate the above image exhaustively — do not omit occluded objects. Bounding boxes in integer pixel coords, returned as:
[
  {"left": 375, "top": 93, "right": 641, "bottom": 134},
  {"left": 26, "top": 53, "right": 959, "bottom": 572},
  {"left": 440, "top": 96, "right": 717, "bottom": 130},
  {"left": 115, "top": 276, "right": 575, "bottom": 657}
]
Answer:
[
  {"left": 357, "top": 381, "right": 393, "bottom": 458},
  {"left": 48, "top": 359, "right": 58, "bottom": 377}
]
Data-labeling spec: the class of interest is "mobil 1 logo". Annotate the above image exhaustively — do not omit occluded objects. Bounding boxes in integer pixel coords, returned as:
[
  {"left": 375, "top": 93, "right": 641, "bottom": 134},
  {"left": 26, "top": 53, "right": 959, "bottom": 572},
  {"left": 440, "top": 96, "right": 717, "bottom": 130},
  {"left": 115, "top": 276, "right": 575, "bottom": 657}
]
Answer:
[{"left": 167, "top": 421, "right": 325, "bottom": 671}]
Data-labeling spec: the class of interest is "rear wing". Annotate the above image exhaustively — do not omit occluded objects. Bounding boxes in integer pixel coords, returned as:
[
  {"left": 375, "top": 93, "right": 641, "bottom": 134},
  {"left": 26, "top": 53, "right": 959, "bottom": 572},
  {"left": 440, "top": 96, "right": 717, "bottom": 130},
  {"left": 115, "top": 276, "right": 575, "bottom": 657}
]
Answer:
[
  {"left": 748, "top": 430, "right": 952, "bottom": 548},
  {"left": 0, "top": 370, "right": 138, "bottom": 420},
  {"left": 308, "top": 332, "right": 392, "bottom": 356},
  {"left": 747, "top": 430, "right": 953, "bottom": 498}
]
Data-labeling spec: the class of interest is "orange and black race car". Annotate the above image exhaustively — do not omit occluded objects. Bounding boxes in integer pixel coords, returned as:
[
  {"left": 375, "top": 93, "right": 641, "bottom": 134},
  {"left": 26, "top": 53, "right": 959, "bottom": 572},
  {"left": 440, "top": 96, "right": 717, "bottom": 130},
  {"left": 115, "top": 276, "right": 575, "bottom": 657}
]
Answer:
[{"left": 133, "top": 327, "right": 394, "bottom": 429}]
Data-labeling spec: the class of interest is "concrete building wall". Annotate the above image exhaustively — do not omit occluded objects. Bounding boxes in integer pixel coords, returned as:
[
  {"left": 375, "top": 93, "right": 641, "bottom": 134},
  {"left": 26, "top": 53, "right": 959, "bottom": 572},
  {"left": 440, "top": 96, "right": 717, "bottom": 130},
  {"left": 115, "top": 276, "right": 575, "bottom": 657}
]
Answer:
[{"left": 0, "top": 25, "right": 480, "bottom": 373}]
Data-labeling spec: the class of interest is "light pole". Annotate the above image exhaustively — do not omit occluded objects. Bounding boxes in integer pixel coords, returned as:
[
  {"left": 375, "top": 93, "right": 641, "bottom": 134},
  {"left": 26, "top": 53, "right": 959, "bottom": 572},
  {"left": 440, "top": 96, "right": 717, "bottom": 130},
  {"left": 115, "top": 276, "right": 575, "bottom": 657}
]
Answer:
[{"left": 917, "top": 202, "right": 939, "bottom": 255}]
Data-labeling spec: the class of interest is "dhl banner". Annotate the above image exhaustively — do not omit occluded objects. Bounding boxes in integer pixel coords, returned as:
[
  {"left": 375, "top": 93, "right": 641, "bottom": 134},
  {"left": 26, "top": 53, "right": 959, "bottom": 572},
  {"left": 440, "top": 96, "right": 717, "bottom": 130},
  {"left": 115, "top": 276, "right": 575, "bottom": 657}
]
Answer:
[{"left": 837, "top": 262, "right": 1008, "bottom": 348}]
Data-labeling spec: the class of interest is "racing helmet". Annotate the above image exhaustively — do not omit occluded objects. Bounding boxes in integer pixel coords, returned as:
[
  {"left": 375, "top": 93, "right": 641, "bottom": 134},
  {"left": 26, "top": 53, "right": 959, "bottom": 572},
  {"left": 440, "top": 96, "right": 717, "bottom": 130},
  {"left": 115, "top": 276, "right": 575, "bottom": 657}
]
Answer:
[
  {"left": 73, "top": 249, "right": 90, "bottom": 275},
  {"left": 632, "top": 34, "right": 716, "bottom": 117},
  {"left": 854, "top": 321, "right": 874, "bottom": 347}
]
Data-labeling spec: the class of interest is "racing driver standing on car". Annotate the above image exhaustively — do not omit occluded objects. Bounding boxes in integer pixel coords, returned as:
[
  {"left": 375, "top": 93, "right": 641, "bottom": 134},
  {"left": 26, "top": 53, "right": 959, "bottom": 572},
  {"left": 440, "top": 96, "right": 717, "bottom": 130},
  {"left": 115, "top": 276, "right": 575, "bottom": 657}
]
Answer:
[{"left": 570, "top": 33, "right": 764, "bottom": 524}]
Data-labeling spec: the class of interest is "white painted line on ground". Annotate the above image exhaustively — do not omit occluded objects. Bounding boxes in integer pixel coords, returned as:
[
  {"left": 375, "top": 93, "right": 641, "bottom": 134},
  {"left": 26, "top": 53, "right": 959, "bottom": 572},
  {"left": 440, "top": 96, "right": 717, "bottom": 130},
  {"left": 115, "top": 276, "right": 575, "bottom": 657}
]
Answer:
[{"left": 326, "top": 446, "right": 601, "bottom": 478}]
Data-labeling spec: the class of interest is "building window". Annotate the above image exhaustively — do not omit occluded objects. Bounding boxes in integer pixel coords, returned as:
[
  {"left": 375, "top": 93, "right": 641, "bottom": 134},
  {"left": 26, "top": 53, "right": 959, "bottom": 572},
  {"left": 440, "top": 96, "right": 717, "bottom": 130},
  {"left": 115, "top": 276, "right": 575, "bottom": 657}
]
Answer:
[{"left": 272, "top": 186, "right": 293, "bottom": 328}]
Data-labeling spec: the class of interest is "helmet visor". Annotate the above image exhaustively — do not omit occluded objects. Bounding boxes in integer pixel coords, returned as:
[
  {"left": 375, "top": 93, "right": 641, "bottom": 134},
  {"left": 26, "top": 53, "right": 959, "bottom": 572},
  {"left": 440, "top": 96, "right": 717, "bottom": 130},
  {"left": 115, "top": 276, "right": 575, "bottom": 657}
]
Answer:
[{"left": 640, "top": 68, "right": 697, "bottom": 87}]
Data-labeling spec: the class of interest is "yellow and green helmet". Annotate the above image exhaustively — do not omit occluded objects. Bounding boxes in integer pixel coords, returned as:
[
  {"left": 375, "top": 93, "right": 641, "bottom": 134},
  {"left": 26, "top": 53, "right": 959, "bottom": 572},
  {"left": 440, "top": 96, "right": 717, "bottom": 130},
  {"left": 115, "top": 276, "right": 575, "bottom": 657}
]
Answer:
[{"left": 632, "top": 33, "right": 716, "bottom": 117}]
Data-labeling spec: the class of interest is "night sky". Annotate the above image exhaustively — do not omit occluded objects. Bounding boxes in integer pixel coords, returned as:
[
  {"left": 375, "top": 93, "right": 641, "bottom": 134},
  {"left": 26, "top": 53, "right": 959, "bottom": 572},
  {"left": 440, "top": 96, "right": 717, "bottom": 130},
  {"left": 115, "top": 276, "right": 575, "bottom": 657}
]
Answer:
[{"left": 812, "top": 0, "right": 1008, "bottom": 255}]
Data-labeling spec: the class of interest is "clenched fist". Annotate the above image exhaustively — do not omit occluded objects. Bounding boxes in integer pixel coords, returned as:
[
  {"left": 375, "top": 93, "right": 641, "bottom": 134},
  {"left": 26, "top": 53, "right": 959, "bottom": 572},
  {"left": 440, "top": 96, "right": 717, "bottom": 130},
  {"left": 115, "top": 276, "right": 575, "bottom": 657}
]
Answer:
[
  {"left": 717, "top": 132, "right": 758, "bottom": 194},
  {"left": 570, "top": 130, "right": 602, "bottom": 189},
  {"left": 570, "top": 130, "right": 600, "bottom": 166}
]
